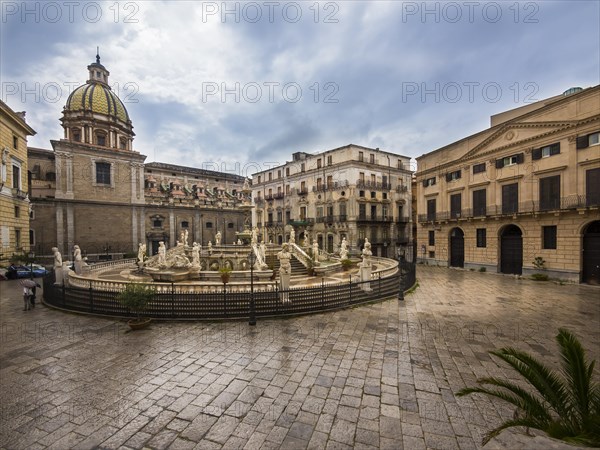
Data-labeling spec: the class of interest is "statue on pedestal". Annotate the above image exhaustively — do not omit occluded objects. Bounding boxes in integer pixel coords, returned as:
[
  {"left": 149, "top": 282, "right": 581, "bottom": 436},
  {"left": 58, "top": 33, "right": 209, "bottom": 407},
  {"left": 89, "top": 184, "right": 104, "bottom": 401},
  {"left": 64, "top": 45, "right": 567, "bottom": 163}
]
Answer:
[
  {"left": 53, "top": 247, "right": 63, "bottom": 285},
  {"left": 158, "top": 241, "right": 167, "bottom": 267},
  {"left": 208, "top": 241, "right": 213, "bottom": 255},
  {"left": 277, "top": 243, "right": 292, "bottom": 303},
  {"left": 191, "top": 242, "right": 200, "bottom": 268},
  {"left": 289, "top": 229, "right": 295, "bottom": 245},
  {"left": 340, "top": 237, "right": 348, "bottom": 260},
  {"left": 215, "top": 231, "right": 222, "bottom": 245},
  {"left": 73, "top": 245, "right": 83, "bottom": 275},
  {"left": 312, "top": 239, "right": 319, "bottom": 261}
]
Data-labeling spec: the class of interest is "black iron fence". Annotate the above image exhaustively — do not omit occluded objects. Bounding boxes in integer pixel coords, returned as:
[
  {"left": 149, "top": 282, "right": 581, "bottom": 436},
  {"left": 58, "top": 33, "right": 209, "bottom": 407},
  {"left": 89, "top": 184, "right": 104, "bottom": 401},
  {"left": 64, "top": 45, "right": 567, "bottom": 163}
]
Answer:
[{"left": 42, "top": 264, "right": 417, "bottom": 321}]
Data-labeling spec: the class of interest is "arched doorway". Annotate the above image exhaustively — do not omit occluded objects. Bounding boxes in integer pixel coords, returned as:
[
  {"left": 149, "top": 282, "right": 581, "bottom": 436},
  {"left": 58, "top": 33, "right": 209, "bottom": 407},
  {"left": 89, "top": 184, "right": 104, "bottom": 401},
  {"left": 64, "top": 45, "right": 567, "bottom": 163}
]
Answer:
[
  {"left": 582, "top": 220, "right": 600, "bottom": 284},
  {"left": 449, "top": 228, "right": 464, "bottom": 268},
  {"left": 500, "top": 225, "right": 522, "bottom": 275}
]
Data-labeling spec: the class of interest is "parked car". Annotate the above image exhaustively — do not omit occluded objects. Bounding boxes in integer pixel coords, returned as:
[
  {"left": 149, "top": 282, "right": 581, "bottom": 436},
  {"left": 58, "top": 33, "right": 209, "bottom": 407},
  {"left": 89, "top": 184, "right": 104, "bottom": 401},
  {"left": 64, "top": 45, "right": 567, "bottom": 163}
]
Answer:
[{"left": 6, "top": 264, "right": 49, "bottom": 279}]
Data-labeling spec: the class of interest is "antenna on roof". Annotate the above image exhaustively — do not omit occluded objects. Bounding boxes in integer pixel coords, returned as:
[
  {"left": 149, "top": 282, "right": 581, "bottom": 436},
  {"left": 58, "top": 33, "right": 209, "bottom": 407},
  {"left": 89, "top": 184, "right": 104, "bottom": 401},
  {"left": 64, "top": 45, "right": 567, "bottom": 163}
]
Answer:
[{"left": 96, "top": 46, "right": 100, "bottom": 64}]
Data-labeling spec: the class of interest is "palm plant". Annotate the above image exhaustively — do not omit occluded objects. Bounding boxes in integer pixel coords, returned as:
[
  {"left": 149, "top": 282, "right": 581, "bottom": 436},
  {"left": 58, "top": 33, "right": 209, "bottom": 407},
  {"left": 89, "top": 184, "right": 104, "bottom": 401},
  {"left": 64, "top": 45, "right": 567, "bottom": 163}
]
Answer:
[{"left": 457, "top": 328, "right": 600, "bottom": 446}]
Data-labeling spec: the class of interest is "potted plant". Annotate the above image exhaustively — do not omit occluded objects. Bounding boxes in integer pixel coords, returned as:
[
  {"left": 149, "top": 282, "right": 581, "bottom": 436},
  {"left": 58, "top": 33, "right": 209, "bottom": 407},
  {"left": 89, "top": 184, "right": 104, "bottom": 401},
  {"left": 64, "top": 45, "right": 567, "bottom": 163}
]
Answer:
[
  {"left": 117, "top": 283, "right": 155, "bottom": 330},
  {"left": 340, "top": 258, "right": 353, "bottom": 271},
  {"left": 219, "top": 266, "right": 232, "bottom": 284}
]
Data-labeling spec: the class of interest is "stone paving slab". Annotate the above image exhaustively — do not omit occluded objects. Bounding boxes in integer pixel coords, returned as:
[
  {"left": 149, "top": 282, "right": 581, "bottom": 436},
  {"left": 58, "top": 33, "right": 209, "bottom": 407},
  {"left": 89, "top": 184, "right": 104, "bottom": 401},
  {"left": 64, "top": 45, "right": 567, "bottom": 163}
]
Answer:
[{"left": 1, "top": 266, "right": 598, "bottom": 449}]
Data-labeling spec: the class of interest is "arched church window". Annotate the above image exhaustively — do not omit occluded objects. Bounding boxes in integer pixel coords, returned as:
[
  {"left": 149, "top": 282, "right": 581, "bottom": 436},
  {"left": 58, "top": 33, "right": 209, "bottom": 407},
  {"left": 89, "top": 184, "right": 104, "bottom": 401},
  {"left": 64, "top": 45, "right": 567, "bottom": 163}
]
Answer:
[
  {"left": 96, "top": 131, "right": 107, "bottom": 147},
  {"left": 72, "top": 129, "right": 81, "bottom": 142},
  {"left": 119, "top": 138, "right": 127, "bottom": 150}
]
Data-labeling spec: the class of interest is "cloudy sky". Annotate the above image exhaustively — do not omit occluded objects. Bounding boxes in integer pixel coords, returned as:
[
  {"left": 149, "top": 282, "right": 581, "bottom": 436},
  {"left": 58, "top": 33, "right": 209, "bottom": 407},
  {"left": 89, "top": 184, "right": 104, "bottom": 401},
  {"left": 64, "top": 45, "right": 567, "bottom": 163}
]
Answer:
[{"left": 2, "top": 1, "right": 598, "bottom": 175}]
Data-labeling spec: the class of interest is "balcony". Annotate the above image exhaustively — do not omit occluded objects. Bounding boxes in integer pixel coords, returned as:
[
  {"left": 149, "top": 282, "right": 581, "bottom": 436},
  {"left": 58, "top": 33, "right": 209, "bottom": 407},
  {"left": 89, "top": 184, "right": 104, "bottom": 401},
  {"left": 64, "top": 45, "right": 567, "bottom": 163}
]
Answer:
[
  {"left": 417, "top": 194, "right": 599, "bottom": 223},
  {"left": 287, "top": 218, "right": 314, "bottom": 226},
  {"left": 356, "top": 180, "right": 392, "bottom": 191},
  {"left": 396, "top": 216, "right": 410, "bottom": 224},
  {"left": 312, "top": 180, "right": 350, "bottom": 193},
  {"left": 294, "top": 188, "right": 309, "bottom": 196},
  {"left": 396, "top": 185, "right": 408, "bottom": 193},
  {"left": 12, "top": 188, "right": 27, "bottom": 199},
  {"left": 357, "top": 215, "right": 394, "bottom": 223}
]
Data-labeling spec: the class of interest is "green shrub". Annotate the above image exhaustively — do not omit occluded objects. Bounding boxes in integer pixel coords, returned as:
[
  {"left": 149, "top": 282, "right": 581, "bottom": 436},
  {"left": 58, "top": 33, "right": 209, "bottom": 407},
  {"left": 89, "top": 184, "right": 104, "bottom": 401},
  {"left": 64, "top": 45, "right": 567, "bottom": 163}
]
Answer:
[
  {"left": 531, "top": 273, "right": 549, "bottom": 281},
  {"left": 458, "top": 329, "right": 600, "bottom": 447},
  {"left": 117, "top": 283, "right": 156, "bottom": 319}
]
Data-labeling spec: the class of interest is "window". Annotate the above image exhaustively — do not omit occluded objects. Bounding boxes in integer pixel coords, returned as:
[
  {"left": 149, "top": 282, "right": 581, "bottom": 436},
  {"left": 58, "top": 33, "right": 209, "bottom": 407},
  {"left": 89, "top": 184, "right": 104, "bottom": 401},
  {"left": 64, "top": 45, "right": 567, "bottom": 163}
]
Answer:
[
  {"left": 450, "top": 193, "right": 461, "bottom": 218},
  {"left": 153, "top": 219, "right": 162, "bottom": 228},
  {"left": 327, "top": 155, "right": 333, "bottom": 166},
  {"left": 543, "top": 226, "right": 557, "bottom": 249},
  {"left": 576, "top": 131, "right": 600, "bottom": 149},
  {"left": 181, "top": 221, "right": 189, "bottom": 228},
  {"left": 268, "top": 172, "right": 272, "bottom": 181},
  {"left": 382, "top": 205, "right": 388, "bottom": 219},
  {"left": 12, "top": 164, "right": 21, "bottom": 189},
  {"left": 327, "top": 205, "right": 334, "bottom": 218},
  {"left": 370, "top": 154, "right": 375, "bottom": 164},
  {"left": 300, "top": 181, "right": 306, "bottom": 193},
  {"left": 13, "top": 136, "right": 18, "bottom": 149},
  {"left": 359, "top": 204, "right": 366, "bottom": 219},
  {"left": 339, "top": 203, "right": 346, "bottom": 219},
  {"left": 327, "top": 175, "right": 333, "bottom": 188},
  {"left": 317, "top": 178, "right": 322, "bottom": 190},
  {"left": 382, "top": 192, "right": 387, "bottom": 200},
  {"left": 473, "top": 189, "right": 487, "bottom": 217},
  {"left": 206, "top": 222, "right": 213, "bottom": 228},
  {"left": 423, "top": 177, "right": 436, "bottom": 187},
  {"left": 277, "top": 170, "right": 281, "bottom": 179},
  {"left": 496, "top": 153, "right": 524, "bottom": 168},
  {"left": 72, "top": 129, "right": 81, "bottom": 142},
  {"left": 428, "top": 230, "right": 435, "bottom": 246},
  {"left": 428, "top": 251, "right": 435, "bottom": 258},
  {"left": 285, "top": 168, "right": 290, "bottom": 176},
  {"left": 300, "top": 206, "right": 306, "bottom": 220},
  {"left": 446, "top": 170, "right": 461, "bottom": 182},
  {"left": 359, "top": 190, "right": 365, "bottom": 197},
  {"left": 119, "top": 138, "right": 127, "bottom": 150},
  {"left": 267, "top": 213, "right": 273, "bottom": 224},
  {"left": 301, "top": 163, "right": 305, "bottom": 172},
  {"left": 473, "top": 163, "right": 486, "bottom": 174},
  {"left": 359, "top": 172, "right": 365, "bottom": 182},
  {"left": 268, "top": 188, "right": 272, "bottom": 198},
  {"left": 539, "top": 175, "right": 560, "bottom": 211},
  {"left": 586, "top": 168, "right": 600, "bottom": 207},
  {"left": 257, "top": 176, "right": 261, "bottom": 184},
  {"left": 358, "top": 151, "right": 364, "bottom": 162},
  {"left": 277, "top": 211, "right": 282, "bottom": 222},
  {"left": 285, "top": 211, "right": 291, "bottom": 222},
  {"left": 14, "top": 206, "right": 19, "bottom": 217},
  {"left": 370, "top": 205, "right": 377, "bottom": 218},
  {"left": 285, "top": 184, "right": 290, "bottom": 195},
  {"left": 15, "top": 229, "right": 21, "bottom": 249},
  {"left": 371, "top": 174, "right": 376, "bottom": 184},
  {"left": 502, "top": 183, "right": 518, "bottom": 214},
  {"left": 370, "top": 191, "right": 376, "bottom": 199},
  {"left": 532, "top": 142, "right": 560, "bottom": 160},
  {"left": 317, "top": 158, "right": 322, "bottom": 169},
  {"left": 29, "top": 229, "right": 35, "bottom": 246},
  {"left": 476, "top": 229, "right": 486, "bottom": 248},
  {"left": 427, "top": 199, "right": 436, "bottom": 221},
  {"left": 96, "top": 133, "right": 106, "bottom": 146},
  {"left": 96, "top": 162, "right": 111, "bottom": 185},
  {"left": 397, "top": 160, "right": 403, "bottom": 169}
]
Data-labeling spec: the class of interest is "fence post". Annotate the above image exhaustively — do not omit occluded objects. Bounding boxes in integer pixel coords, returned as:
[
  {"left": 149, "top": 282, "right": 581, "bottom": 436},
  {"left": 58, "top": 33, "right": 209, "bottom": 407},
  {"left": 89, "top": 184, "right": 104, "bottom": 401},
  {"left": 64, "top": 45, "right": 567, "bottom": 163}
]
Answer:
[
  {"left": 321, "top": 278, "right": 325, "bottom": 309},
  {"left": 223, "top": 282, "right": 227, "bottom": 318},
  {"left": 61, "top": 280, "right": 66, "bottom": 307},
  {"left": 349, "top": 275, "right": 352, "bottom": 304},
  {"left": 378, "top": 272, "right": 381, "bottom": 295},
  {"left": 398, "top": 264, "right": 404, "bottom": 301},
  {"left": 171, "top": 282, "right": 175, "bottom": 317},
  {"left": 89, "top": 280, "right": 94, "bottom": 313}
]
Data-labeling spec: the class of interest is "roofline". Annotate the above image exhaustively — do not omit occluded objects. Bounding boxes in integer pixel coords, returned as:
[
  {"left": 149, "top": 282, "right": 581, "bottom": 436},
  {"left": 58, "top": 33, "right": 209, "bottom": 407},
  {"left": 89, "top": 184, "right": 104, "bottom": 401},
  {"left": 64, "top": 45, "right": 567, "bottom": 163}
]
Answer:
[
  {"left": 0, "top": 100, "right": 36, "bottom": 136},
  {"left": 145, "top": 161, "right": 246, "bottom": 181},
  {"left": 252, "top": 143, "right": 411, "bottom": 176},
  {"left": 416, "top": 84, "right": 600, "bottom": 161}
]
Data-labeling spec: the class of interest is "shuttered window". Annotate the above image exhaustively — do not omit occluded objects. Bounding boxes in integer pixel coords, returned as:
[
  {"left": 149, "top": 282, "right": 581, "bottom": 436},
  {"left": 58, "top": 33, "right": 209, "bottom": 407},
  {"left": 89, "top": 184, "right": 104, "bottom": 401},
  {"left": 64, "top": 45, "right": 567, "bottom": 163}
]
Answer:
[
  {"left": 473, "top": 189, "right": 486, "bottom": 217},
  {"left": 427, "top": 199, "right": 436, "bottom": 221},
  {"left": 502, "top": 183, "right": 518, "bottom": 214},
  {"left": 532, "top": 142, "right": 560, "bottom": 160},
  {"left": 450, "top": 193, "right": 461, "bottom": 218},
  {"left": 539, "top": 175, "right": 560, "bottom": 211}
]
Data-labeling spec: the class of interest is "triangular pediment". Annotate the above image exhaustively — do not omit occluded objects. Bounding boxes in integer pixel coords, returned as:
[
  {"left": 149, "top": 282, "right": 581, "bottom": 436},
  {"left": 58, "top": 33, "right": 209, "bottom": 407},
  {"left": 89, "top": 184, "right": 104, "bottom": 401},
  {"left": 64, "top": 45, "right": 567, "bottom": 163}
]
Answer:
[{"left": 462, "top": 120, "right": 582, "bottom": 161}]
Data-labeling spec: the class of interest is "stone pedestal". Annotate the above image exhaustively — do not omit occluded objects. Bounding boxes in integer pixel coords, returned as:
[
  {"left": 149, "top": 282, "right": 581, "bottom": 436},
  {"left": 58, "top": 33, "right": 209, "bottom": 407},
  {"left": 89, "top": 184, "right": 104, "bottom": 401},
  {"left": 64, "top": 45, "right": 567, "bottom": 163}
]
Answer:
[
  {"left": 74, "top": 260, "right": 83, "bottom": 275},
  {"left": 279, "top": 272, "right": 291, "bottom": 303},
  {"left": 189, "top": 266, "right": 201, "bottom": 280},
  {"left": 359, "top": 264, "right": 372, "bottom": 292},
  {"left": 54, "top": 266, "right": 64, "bottom": 285}
]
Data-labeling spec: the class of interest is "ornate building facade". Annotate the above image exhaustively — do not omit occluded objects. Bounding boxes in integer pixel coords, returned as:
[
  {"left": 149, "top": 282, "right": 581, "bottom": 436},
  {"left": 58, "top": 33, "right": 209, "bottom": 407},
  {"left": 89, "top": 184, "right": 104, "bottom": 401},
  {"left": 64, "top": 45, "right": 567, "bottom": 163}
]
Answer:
[
  {"left": 251, "top": 145, "right": 413, "bottom": 257},
  {"left": 0, "top": 100, "right": 36, "bottom": 263},
  {"left": 415, "top": 86, "right": 600, "bottom": 283},
  {"left": 28, "top": 56, "right": 246, "bottom": 260}
]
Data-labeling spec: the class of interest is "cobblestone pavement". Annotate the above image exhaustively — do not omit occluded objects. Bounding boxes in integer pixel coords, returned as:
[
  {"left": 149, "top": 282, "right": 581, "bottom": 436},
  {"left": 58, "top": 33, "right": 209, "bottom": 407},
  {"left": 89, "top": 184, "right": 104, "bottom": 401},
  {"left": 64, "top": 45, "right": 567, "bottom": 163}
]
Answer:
[{"left": 1, "top": 266, "right": 598, "bottom": 450}]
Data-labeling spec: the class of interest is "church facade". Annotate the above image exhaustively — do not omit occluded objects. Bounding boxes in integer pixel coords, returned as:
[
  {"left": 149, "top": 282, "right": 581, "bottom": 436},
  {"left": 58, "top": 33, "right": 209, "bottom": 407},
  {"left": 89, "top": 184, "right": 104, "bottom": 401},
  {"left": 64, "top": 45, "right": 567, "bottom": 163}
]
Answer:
[{"left": 28, "top": 56, "right": 246, "bottom": 261}]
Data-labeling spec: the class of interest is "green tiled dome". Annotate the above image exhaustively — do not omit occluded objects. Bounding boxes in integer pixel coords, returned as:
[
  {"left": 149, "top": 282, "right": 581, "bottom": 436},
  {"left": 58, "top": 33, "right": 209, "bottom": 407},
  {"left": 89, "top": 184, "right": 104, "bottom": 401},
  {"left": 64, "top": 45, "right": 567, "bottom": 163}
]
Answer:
[{"left": 65, "top": 81, "right": 129, "bottom": 123}]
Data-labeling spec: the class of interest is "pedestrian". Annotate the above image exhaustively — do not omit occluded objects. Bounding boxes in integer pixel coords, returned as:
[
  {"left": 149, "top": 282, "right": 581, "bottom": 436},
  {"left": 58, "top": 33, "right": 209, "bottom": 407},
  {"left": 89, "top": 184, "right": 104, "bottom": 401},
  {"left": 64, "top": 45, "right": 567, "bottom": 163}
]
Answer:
[
  {"left": 22, "top": 286, "right": 32, "bottom": 311},
  {"left": 30, "top": 282, "right": 41, "bottom": 308}
]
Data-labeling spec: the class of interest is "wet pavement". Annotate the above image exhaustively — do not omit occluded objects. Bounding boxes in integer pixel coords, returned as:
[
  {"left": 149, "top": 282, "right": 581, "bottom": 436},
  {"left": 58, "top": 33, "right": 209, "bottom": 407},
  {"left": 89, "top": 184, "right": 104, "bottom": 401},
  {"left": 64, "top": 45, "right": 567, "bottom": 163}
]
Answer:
[{"left": 0, "top": 266, "right": 598, "bottom": 449}]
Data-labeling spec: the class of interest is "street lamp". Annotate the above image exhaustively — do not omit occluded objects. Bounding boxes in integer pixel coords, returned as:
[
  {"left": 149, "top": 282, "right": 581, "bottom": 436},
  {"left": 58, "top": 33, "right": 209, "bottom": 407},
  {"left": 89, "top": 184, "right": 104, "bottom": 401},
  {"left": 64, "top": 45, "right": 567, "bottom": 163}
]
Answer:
[
  {"left": 397, "top": 247, "right": 404, "bottom": 301},
  {"left": 248, "top": 250, "right": 257, "bottom": 326},
  {"left": 28, "top": 250, "right": 35, "bottom": 278}
]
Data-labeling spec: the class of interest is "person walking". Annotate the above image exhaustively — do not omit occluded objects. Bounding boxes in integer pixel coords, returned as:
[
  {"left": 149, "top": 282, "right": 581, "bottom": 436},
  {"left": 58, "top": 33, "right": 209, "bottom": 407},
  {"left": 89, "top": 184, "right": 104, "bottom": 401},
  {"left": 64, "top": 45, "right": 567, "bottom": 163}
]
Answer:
[{"left": 22, "top": 286, "right": 32, "bottom": 311}]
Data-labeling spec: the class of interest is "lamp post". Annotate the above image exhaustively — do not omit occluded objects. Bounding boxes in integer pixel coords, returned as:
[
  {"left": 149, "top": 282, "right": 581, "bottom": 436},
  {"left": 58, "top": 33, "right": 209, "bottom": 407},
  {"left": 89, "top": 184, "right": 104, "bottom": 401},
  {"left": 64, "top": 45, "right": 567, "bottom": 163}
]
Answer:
[
  {"left": 397, "top": 247, "right": 404, "bottom": 301},
  {"left": 249, "top": 250, "right": 256, "bottom": 326},
  {"left": 28, "top": 250, "right": 35, "bottom": 279}
]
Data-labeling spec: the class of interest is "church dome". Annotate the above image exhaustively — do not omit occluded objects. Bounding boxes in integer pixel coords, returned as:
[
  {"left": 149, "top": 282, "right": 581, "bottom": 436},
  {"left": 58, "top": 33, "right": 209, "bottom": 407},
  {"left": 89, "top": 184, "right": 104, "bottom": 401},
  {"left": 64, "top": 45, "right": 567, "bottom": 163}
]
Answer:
[
  {"left": 65, "top": 82, "right": 129, "bottom": 123},
  {"left": 61, "top": 52, "right": 135, "bottom": 150}
]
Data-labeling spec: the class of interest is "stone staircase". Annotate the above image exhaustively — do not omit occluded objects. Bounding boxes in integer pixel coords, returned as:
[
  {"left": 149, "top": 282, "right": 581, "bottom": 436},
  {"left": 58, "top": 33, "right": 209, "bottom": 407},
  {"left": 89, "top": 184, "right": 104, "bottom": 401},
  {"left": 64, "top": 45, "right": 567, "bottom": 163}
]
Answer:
[{"left": 265, "top": 253, "right": 307, "bottom": 274}]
